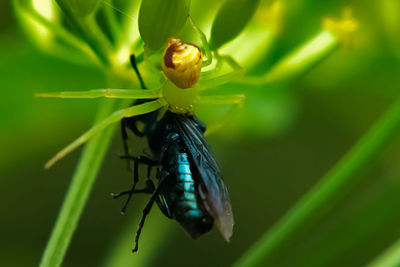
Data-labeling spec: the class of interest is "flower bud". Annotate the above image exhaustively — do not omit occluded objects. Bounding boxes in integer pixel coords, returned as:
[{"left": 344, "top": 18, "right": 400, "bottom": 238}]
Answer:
[
  {"left": 162, "top": 38, "right": 202, "bottom": 89},
  {"left": 139, "top": 0, "right": 190, "bottom": 50},
  {"left": 210, "top": 0, "right": 261, "bottom": 50}
]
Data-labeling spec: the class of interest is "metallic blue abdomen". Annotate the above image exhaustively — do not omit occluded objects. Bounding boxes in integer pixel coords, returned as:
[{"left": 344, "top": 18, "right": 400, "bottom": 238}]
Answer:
[
  {"left": 161, "top": 151, "right": 213, "bottom": 238},
  {"left": 175, "top": 153, "right": 202, "bottom": 217}
]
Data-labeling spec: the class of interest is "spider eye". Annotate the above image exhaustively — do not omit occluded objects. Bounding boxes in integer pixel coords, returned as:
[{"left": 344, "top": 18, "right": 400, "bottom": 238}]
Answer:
[{"left": 162, "top": 38, "right": 202, "bottom": 89}]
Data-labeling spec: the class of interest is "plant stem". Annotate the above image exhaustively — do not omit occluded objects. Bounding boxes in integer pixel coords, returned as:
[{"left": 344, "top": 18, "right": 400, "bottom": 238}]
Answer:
[
  {"left": 13, "top": 1, "right": 99, "bottom": 64},
  {"left": 39, "top": 100, "right": 117, "bottom": 267},
  {"left": 55, "top": 1, "right": 111, "bottom": 65},
  {"left": 263, "top": 30, "right": 338, "bottom": 82},
  {"left": 101, "top": 209, "right": 174, "bottom": 267},
  {"left": 367, "top": 237, "right": 400, "bottom": 267},
  {"left": 102, "top": 1, "right": 121, "bottom": 46},
  {"left": 244, "top": 30, "right": 338, "bottom": 85},
  {"left": 234, "top": 96, "right": 400, "bottom": 267}
]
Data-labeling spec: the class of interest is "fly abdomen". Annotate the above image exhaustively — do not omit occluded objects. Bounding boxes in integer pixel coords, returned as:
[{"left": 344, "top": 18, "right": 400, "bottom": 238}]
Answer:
[
  {"left": 175, "top": 153, "right": 200, "bottom": 211},
  {"left": 168, "top": 153, "right": 213, "bottom": 238}
]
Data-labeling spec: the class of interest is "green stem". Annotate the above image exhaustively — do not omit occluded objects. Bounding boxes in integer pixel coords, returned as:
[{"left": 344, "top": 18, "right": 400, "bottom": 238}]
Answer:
[
  {"left": 85, "top": 14, "right": 115, "bottom": 52},
  {"left": 13, "top": 1, "right": 99, "bottom": 64},
  {"left": 244, "top": 30, "right": 339, "bottom": 85},
  {"left": 368, "top": 237, "right": 400, "bottom": 267},
  {"left": 101, "top": 209, "right": 174, "bottom": 267},
  {"left": 102, "top": 1, "right": 121, "bottom": 46},
  {"left": 55, "top": 1, "right": 111, "bottom": 65},
  {"left": 39, "top": 100, "right": 117, "bottom": 267},
  {"left": 234, "top": 96, "right": 400, "bottom": 267},
  {"left": 119, "top": 0, "right": 140, "bottom": 47}
]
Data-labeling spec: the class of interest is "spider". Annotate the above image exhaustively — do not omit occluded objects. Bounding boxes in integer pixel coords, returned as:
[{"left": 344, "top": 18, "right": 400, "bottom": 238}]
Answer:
[{"left": 37, "top": 22, "right": 246, "bottom": 169}]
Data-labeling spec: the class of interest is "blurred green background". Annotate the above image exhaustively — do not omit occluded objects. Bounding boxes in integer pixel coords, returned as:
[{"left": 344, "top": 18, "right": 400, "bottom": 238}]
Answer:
[{"left": 2, "top": 0, "right": 400, "bottom": 266}]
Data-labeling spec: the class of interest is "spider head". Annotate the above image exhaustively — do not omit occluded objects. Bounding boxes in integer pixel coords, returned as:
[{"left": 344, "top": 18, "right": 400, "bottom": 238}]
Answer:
[{"left": 161, "top": 38, "right": 203, "bottom": 115}]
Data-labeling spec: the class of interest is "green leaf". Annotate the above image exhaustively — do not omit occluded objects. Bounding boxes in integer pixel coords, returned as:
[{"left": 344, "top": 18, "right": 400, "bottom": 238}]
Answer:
[
  {"left": 210, "top": 0, "right": 260, "bottom": 50},
  {"left": 138, "top": 0, "right": 190, "bottom": 50},
  {"left": 56, "top": 0, "right": 101, "bottom": 17},
  {"left": 39, "top": 100, "right": 118, "bottom": 267}
]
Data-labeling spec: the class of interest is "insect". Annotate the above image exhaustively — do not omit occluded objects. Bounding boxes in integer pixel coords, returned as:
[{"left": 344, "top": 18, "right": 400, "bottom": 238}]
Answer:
[
  {"left": 109, "top": 51, "right": 234, "bottom": 251},
  {"left": 37, "top": 30, "right": 245, "bottom": 251}
]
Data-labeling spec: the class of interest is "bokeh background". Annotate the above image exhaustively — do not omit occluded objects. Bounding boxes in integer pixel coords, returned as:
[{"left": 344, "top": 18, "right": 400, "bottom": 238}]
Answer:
[{"left": 2, "top": 0, "right": 400, "bottom": 266}]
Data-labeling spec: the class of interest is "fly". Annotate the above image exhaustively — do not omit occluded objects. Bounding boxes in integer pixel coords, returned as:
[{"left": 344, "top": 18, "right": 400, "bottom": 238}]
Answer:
[{"left": 112, "top": 55, "right": 234, "bottom": 252}]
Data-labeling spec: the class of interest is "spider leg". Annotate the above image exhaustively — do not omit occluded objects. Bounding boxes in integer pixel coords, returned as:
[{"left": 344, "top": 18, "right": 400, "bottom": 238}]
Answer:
[
  {"left": 35, "top": 88, "right": 160, "bottom": 99},
  {"left": 216, "top": 54, "right": 242, "bottom": 71},
  {"left": 36, "top": 54, "right": 156, "bottom": 99},
  {"left": 198, "top": 55, "right": 244, "bottom": 91},
  {"left": 198, "top": 94, "right": 245, "bottom": 136},
  {"left": 44, "top": 100, "right": 166, "bottom": 169},
  {"left": 198, "top": 94, "right": 245, "bottom": 105},
  {"left": 188, "top": 15, "right": 212, "bottom": 67}
]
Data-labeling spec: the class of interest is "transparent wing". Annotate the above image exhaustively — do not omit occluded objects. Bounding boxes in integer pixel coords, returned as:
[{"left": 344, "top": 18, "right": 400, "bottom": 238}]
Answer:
[{"left": 171, "top": 115, "right": 234, "bottom": 241}]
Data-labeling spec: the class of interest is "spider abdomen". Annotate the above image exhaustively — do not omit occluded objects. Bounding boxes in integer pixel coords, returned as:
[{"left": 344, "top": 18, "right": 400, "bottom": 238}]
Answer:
[{"left": 162, "top": 38, "right": 202, "bottom": 89}]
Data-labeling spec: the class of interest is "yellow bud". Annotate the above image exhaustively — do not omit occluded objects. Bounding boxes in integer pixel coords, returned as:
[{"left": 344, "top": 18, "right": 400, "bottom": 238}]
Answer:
[
  {"left": 162, "top": 38, "right": 202, "bottom": 89},
  {"left": 323, "top": 8, "right": 358, "bottom": 46}
]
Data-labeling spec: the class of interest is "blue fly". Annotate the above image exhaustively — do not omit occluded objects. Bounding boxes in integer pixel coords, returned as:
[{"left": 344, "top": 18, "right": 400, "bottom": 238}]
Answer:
[{"left": 113, "top": 55, "right": 234, "bottom": 252}]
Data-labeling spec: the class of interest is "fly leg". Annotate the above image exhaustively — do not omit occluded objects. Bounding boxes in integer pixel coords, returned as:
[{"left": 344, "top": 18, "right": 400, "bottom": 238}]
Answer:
[
  {"left": 112, "top": 156, "right": 159, "bottom": 214},
  {"left": 111, "top": 158, "right": 140, "bottom": 214},
  {"left": 197, "top": 54, "right": 244, "bottom": 91},
  {"left": 111, "top": 179, "right": 155, "bottom": 197},
  {"left": 153, "top": 167, "right": 173, "bottom": 219},
  {"left": 155, "top": 197, "right": 173, "bottom": 219},
  {"left": 130, "top": 54, "right": 147, "bottom": 89},
  {"left": 132, "top": 192, "right": 156, "bottom": 253},
  {"left": 120, "top": 119, "right": 131, "bottom": 170},
  {"left": 120, "top": 118, "right": 146, "bottom": 170},
  {"left": 119, "top": 52, "right": 152, "bottom": 169},
  {"left": 133, "top": 170, "right": 169, "bottom": 253}
]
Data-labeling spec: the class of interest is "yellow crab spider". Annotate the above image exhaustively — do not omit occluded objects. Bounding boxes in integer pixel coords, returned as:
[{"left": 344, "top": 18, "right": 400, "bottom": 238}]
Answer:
[{"left": 37, "top": 36, "right": 245, "bottom": 169}]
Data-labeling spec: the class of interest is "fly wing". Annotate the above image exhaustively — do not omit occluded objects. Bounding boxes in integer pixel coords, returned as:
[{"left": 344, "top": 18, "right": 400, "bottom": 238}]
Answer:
[{"left": 172, "top": 114, "right": 234, "bottom": 241}]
